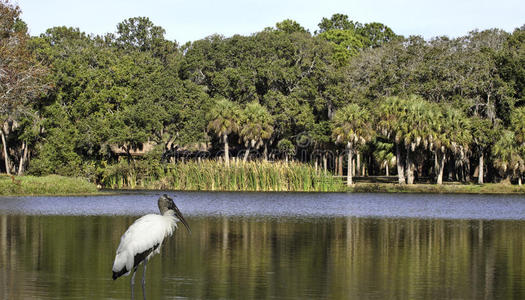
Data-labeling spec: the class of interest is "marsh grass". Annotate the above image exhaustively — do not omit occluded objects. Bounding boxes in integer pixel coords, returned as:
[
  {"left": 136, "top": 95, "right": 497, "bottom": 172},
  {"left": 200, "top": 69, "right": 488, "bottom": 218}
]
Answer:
[
  {"left": 349, "top": 183, "right": 525, "bottom": 194},
  {"left": 101, "top": 160, "right": 344, "bottom": 192},
  {"left": 0, "top": 175, "right": 98, "bottom": 196}
]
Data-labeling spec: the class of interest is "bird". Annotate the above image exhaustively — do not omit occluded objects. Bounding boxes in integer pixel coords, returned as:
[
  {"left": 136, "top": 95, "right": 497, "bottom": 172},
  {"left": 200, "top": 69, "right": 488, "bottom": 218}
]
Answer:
[{"left": 112, "top": 194, "right": 191, "bottom": 300}]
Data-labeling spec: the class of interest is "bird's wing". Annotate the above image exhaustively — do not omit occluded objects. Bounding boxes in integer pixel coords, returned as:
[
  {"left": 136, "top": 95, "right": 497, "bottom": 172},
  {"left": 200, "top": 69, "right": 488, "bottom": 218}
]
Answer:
[
  {"left": 117, "top": 214, "right": 168, "bottom": 254},
  {"left": 113, "top": 214, "right": 170, "bottom": 273}
]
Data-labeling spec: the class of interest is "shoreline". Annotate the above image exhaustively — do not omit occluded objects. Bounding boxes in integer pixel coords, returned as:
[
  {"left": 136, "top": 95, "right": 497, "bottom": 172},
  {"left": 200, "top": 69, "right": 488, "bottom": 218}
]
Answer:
[{"left": 1, "top": 175, "right": 524, "bottom": 196}]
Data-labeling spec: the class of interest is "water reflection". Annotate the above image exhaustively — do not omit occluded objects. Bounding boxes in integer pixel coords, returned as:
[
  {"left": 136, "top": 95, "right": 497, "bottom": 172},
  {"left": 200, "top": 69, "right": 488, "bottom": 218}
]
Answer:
[{"left": 1, "top": 214, "right": 524, "bottom": 299}]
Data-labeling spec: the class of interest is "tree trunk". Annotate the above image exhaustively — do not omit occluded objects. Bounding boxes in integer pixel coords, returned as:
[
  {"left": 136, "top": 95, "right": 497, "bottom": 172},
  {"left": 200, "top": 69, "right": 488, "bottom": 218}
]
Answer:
[
  {"left": 501, "top": 174, "right": 511, "bottom": 185},
  {"left": 18, "top": 141, "right": 28, "bottom": 176},
  {"left": 436, "top": 149, "right": 446, "bottom": 185},
  {"left": 323, "top": 152, "right": 327, "bottom": 175},
  {"left": 396, "top": 143, "right": 405, "bottom": 184},
  {"left": 356, "top": 152, "right": 361, "bottom": 176},
  {"left": 478, "top": 152, "right": 484, "bottom": 184},
  {"left": 335, "top": 152, "right": 338, "bottom": 174},
  {"left": 519, "top": 176, "right": 522, "bottom": 186},
  {"left": 0, "top": 129, "right": 10, "bottom": 175},
  {"left": 406, "top": 148, "right": 415, "bottom": 185},
  {"left": 347, "top": 142, "right": 353, "bottom": 186},
  {"left": 263, "top": 143, "right": 268, "bottom": 162},
  {"left": 338, "top": 153, "right": 343, "bottom": 176},
  {"left": 243, "top": 146, "right": 251, "bottom": 162},
  {"left": 464, "top": 159, "right": 471, "bottom": 182},
  {"left": 223, "top": 134, "right": 230, "bottom": 167},
  {"left": 385, "top": 162, "right": 389, "bottom": 176}
]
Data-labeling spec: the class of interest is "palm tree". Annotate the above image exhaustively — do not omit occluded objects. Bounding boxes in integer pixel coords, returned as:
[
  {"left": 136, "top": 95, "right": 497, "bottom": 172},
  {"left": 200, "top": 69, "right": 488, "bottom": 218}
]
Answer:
[
  {"left": 470, "top": 116, "right": 494, "bottom": 184},
  {"left": 332, "top": 104, "right": 374, "bottom": 186},
  {"left": 401, "top": 97, "right": 435, "bottom": 184},
  {"left": 492, "top": 130, "right": 524, "bottom": 184},
  {"left": 207, "top": 98, "right": 242, "bottom": 167},
  {"left": 433, "top": 106, "right": 472, "bottom": 184},
  {"left": 376, "top": 96, "right": 408, "bottom": 184},
  {"left": 511, "top": 107, "right": 525, "bottom": 185},
  {"left": 372, "top": 140, "right": 395, "bottom": 176},
  {"left": 277, "top": 138, "right": 295, "bottom": 163},
  {"left": 239, "top": 102, "right": 274, "bottom": 162}
]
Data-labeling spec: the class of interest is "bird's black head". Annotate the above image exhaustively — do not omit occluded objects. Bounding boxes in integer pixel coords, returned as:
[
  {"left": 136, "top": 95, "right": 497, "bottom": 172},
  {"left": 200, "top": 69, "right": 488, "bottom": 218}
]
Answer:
[{"left": 158, "top": 194, "right": 191, "bottom": 234}]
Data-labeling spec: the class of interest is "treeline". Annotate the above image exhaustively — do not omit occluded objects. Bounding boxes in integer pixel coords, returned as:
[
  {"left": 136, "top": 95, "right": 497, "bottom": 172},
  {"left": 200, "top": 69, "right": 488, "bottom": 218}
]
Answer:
[{"left": 0, "top": 0, "right": 524, "bottom": 186}]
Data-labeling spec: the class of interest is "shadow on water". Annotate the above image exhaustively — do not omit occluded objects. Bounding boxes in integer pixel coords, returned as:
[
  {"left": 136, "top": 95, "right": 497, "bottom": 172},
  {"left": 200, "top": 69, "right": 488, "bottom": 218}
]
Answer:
[{"left": 1, "top": 192, "right": 525, "bottom": 299}]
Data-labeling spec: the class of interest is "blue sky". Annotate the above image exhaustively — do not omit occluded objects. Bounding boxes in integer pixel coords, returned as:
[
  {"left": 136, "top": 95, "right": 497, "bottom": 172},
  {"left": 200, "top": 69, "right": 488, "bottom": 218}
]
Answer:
[{"left": 18, "top": 0, "right": 525, "bottom": 44}]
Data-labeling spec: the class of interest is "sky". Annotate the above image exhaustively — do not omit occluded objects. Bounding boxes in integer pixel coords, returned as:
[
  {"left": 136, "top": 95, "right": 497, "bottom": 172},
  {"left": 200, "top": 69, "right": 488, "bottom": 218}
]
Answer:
[{"left": 17, "top": 0, "right": 525, "bottom": 44}]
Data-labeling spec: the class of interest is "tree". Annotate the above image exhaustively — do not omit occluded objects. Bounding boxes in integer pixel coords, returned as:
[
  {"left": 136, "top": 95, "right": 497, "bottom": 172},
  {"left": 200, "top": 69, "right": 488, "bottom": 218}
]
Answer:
[
  {"left": 492, "top": 130, "right": 524, "bottom": 184},
  {"left": 457, "top": 30, "right": 512, "bottom": 123},
  {"left": 358, "top": 22, "right": 399, "bottom": 48},
  {"left": 276, "top": 19, "right": 308, "bottom": 34},
  {"left": 510, "top": 106, "right": 525, "bottom": 184},
  {"left": 433, "top": 106, "right": 472, "bottom": 184},
  {"left": 319, "top": 29, "right": 365, "bottom": 65},
  {"left": 470, "top": 116, "right": 496, "bottom": 184},
  {"left": 0, "top": 0, "right": 47, "bottom": 175},
  {"left": 114, "top": 16, "right": 177, "bottom": 59},
  {"left": 239, "top": 101, "right": 274, "bottom": 162},
  {"left": 277, "top": 139, "right": 295, "bottom": 162},
  {"left": 317, "top": 14, "right": 358, "bottom": 33},
  {"left": 207, "top": 98, "right": 242, "bottom": 166},
  {"left": 499, "top": 26, "right": 525, "bottom": 106},
  {"left": 332, "top": 103, "right": 374, "bottom": 185},
  {"left": 372, "top": 139, "right": 395, "bottom": 176},
  {"left": 376, "top": 97, "right": 408, "bottom": 184}
]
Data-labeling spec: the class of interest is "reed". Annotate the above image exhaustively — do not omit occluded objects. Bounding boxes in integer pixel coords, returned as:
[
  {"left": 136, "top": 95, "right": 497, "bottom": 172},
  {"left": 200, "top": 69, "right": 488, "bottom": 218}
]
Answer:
[{"left": 101, "top": 159, "right": 345, "bottom": 192}]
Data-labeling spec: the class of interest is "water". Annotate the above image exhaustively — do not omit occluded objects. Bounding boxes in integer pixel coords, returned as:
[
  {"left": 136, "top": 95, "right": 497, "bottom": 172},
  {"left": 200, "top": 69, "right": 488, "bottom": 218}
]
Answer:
[{"left": 1, "top": 191, "right": 525, "bottom": 299}]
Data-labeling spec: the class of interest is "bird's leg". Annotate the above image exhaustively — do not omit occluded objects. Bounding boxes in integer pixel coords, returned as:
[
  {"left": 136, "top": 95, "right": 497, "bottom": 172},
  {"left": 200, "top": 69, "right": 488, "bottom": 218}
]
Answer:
[
  {"left": 142, "top": 259, "right": 148, "bottom": 300},
  {"left": 131, "top": 266, "right": 138, "bottom": 300}
]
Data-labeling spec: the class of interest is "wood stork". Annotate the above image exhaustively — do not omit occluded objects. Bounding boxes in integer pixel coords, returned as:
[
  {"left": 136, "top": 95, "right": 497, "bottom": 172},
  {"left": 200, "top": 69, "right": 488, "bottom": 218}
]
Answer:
[{"left": 112, "top": 194, "right": 191, "bottom": 300}]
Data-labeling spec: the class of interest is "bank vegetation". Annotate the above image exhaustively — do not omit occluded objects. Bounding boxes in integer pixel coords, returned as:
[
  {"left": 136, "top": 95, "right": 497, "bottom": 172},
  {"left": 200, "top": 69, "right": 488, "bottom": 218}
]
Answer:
[{"left": 0, "top": 1, "right": 524, "bottom": 192}]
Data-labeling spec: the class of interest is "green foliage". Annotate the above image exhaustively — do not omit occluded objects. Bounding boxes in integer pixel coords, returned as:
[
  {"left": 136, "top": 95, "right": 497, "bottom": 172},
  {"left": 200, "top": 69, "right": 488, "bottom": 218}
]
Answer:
[
  {"left": 492, "top": 130, "right": 524, "bottom": 179},
  {"left": 317, "top": 13, "right": 357, "bottom": 33},
  {"left": 511, "top": 106, "right": 525, "bottom": 144},
  {"left": 114, "top": 16, "right": 177, "bottom": 60},
  {"left": 372, "top": 139, "right": 395, "bottom": 171},
  {"left": 317, "top": 14, "right": 398, "bottom": 65},
  {"left": 101, "top": 160, "right": 344, "bottom": 192},
  {"left": 2, "top": 2, "right": 525, "bottom": 186},
  {"left": 275, "top": 19, "right": 308, "bottom": 34},
  {"left": 332, "top": 103, "right": 374, "bottom": 146},
  {"left": 239, "top": 101, "right": 274, "bottom": 149},
  {"left": 207, "top": 98, "right": 242, "bottom": 138},
  {"left": 319, "top": 29, "right": 365, "bottom": 65},
  {"left": 277, "top": 139, "right": 296, "bottom": 157},
  {"left": 499, "top": 26, "right": 525, "bottom": 104},
  {"left": 28, "top": 104, "right": 83, "bottom": 176},
  {"left": 0, "top": 175, "right": 98, "bottom": 195}
]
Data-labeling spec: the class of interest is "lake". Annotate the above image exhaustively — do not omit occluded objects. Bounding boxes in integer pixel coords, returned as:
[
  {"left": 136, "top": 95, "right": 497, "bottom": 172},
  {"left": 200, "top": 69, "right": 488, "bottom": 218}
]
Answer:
[{"left": 1, "top": 191, "right": 525, "bottom": 299}]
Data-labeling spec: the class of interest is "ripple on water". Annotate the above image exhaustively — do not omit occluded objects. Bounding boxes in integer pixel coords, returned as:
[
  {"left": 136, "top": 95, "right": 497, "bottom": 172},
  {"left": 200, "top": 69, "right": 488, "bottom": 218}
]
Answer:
[{"left": 0, "top": 191, "right": 524, "bottom": 220}]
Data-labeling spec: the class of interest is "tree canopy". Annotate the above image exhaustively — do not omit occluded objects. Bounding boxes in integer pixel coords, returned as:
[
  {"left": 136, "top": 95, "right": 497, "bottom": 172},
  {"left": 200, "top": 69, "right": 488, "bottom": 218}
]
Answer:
[{"left": 1, "top": 2, "right": 524, "bottom": 185}]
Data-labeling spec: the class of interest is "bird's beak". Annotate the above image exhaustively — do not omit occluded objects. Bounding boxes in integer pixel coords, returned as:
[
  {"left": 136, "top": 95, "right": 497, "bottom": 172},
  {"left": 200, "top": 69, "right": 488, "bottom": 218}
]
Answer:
[{"left": 173, "top": 205, "right": 191, "bottom": 235}]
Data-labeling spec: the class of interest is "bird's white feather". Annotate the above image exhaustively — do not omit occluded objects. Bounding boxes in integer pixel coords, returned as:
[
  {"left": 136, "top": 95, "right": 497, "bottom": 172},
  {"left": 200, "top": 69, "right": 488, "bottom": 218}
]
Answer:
[{"left": 112, "top": 213, "right": 177, "bottom": 275}]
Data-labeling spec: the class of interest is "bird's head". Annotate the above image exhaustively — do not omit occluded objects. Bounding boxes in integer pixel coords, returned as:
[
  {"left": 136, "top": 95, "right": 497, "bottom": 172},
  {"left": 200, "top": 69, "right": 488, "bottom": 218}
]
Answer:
[{"left": 158, "top": 194, "right": 191, "bottom": 234}]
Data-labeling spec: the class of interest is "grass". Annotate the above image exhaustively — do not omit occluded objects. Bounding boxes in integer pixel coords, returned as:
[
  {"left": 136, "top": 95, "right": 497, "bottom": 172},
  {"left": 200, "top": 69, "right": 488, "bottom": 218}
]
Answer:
[
  {"left": 0, "top": 174, "right": 99, "bottom": 196},
  {"left": 347, "top": 182, "right": 525, "bottom": 194},
  {"left": 99, "top": 159, "right": 525, "bottom": 194},
  {"left": 101, "top": 160, "right": 344, "bottom": 192},
  {"left": 3, "top": 163, "right": 523, "bottom": 196}
]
